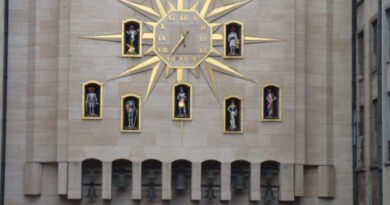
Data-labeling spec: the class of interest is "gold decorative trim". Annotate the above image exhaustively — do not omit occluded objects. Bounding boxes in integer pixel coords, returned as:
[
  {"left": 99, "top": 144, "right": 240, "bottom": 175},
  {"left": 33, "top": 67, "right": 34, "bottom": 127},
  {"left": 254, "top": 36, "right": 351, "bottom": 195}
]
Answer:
[
  {"left": 122, "top": 19, "right": 143, "bottom": 58},
  {"left": 223, "top": 95, "right": 244, "bottom": 134},
  {"left": 261, "top": 83, "right": 282, "bottom": 122},
  {"left": 224, "top": 20, "right": 244, "bottom": 59},
  {"left": 121, "top": 94, "right": 142, "bottom": 133},
  {"left": 82, "top": 80, "right": 103, "bottom": 120},
  {"left": 172, "top": 83, "right": 193, "bottom": 121}
]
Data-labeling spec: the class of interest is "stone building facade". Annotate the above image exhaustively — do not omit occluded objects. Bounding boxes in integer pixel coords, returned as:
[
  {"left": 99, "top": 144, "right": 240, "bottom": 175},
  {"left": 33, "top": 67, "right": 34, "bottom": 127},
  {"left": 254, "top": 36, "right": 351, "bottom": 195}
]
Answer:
[
  {"left": 354, "top": 0, "right": 390, "bottom": 205},
  {"left": 0, "top": 0, "right": 353, "bottom": 205}
]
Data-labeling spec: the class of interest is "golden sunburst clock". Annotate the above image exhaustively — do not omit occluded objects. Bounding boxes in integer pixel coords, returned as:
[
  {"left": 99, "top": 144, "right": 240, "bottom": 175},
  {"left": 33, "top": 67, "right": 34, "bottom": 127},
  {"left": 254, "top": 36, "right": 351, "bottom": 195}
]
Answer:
[{"left": 84, "top": 0, "right": 278, "bottom": 102}]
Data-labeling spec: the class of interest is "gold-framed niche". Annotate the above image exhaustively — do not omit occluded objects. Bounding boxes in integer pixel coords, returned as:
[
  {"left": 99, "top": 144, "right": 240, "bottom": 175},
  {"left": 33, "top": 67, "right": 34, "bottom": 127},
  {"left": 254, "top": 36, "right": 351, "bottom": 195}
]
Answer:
[
  {"left": 82, "top": 80, "right": 103, "bottom": 120},
  {"left": 122, "top": 19, "right": 142, "bottom": 58},
  {"left": 121, "top": 94, "right": 142, "bottom": 133},
  {"left": 262, "top": 84, "right": 282, "bottom": 122},
  {"left": 172, "top": 83, "right": 193, "bottom": 121},
  {"left": 223, "top": 96, "right": 244, "bottom": 134},
  {"left": 224, "top": 21, "right": 244, "bottom": 59}
]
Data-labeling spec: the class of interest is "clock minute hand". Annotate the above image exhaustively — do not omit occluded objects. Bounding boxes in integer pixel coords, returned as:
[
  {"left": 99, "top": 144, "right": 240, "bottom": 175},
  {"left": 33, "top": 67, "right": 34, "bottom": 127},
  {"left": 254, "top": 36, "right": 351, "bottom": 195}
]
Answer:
[{"left": 169, "top": 31, "right": 185, "bottom": 56}]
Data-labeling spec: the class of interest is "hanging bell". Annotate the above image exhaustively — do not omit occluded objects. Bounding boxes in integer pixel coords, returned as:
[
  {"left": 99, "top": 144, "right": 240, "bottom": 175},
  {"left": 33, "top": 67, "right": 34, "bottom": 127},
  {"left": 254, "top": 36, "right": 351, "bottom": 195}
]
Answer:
[
  {"left": 86, "top": 182, "right": 97, "bottom": 199},
  {"left": 175, "top": 173, "right": 187, "bottom": 191},
  {"left": 264, "top": 186, "right": 274, "bottom": 201},
  {"left": 116, "top": 173, "right": 129, "bottom": 189},
  {"left": 233, "top": 174, "right": 246, "bottom": 190}
]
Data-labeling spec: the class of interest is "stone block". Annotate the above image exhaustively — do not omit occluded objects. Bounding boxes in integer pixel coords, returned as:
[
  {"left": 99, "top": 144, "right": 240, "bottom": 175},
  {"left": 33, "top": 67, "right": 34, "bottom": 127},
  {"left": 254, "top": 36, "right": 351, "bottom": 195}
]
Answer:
[
  {"left": 279, "top": 164, "right": 294, "bottom": 201},
  {"left": 132, "top": 162, "right": 142, "bottom": 200},
  {"left": 67, "top": 161, "right": 82, "bottom": 200},
  {"left": 191, "top": 162, "right": 202, "bottom": 200},
  {"left": 220, "top": 162, "right": 231, "bottom": 201},
  {"left": 57, "top": 162, "right": 67, "bottom": 195},
  {"left": 102, "top": 162, "right": 112, "bottom": 200},
  {"left": 295, "top": 164, "right": 304, "bottom": 197},
  {"left": 250, "top": 163, "right": 261, "bottom": 201},
  {"left": 318, "top": 165, "right": 335, "bottom": 198},
  {"left": 162, "top": 162, "right": 172, "bottom": 200},
  {"left": 24, "top": 162, "right": 42, "bottom": 196}
]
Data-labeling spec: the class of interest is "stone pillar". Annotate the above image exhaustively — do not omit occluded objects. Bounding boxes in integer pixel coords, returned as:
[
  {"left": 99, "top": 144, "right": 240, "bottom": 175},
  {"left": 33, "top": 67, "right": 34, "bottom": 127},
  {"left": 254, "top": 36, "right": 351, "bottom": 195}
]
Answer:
[
  {"left": 220, "top": 162, "right": 231, "bottom": 201},
  {"left": 250, "top": 163, "right": 261, "bottom": 201},
  {"left": 162, "top": 162, "right": 172, "bottom": 200},
  {"left": 102, "top": 162, "right": 112, "bottom": 200},
  {"left": 279, "top": 164, "right": 294, "bottom": 201},
  {"left": 318, "top": 165, "right": 335, "bottom": 198},
  {"left": 132, "top": 161, "right": 142, "bottom": 200},
  {"left": 294, "top": 164, "right": 304, "bottom": 197},
  {"left": 191, "top": 162, "right": 202, "bottom": 200},
  {"left": 58, "top": 162, "right": 68, "bottom": 195},
  {"left": 24, "top": 162, "right": 42, "bottom": 196},
  {"left": 67, "top": 161, "right": 82, "bottom": 200}
]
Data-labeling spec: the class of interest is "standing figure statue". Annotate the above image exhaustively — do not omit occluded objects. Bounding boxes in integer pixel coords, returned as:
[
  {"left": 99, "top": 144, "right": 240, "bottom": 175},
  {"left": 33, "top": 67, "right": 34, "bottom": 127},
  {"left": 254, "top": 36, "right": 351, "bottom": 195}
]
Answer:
[
  {"left": 126, "top": 25, "right": 139, "bottom": 54},
  {"left": 266, "top": 89, "right": 277, "bottom": 118},
  {"left": 227, "top": 101, "right": 238, "bottom": 130},
  {"left": 125, "top": 100, "right": 138, "bottom": 129},
  {"left": 176, "top": 87, "right": 187, "bottom": 117},
  {"left": 227, "top": 27, "right": 239, "bottom": 56},
  {"left": 85, "top": 87, "right": 99, "bottom": 116}
]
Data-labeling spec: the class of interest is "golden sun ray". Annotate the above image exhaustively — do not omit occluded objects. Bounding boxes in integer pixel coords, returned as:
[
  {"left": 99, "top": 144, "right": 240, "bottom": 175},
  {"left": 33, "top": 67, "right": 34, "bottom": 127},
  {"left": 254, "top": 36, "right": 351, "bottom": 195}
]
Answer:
[
  {"left": 207, "top": 0, "right": 252, "bottom": 21},
  {"left": 118, "top": 0, "right": 160, "bottom": 19},
  {"left": 244, "top": 36, "right": 280, "bottom": 44},
  {"left": 168, "top": 1, "right": 176, "bottom": 11},
  {"left": 190, "top": 0, "right": 199, "bottom": 11},
  {"left": 165, "top": 65, "right": 175, "bottom": 78},
  {"left": 210, "top": 47, "right": 221, "bottom": 56},
  {"left": 200, "top": 0, "right": 213, "bottom": 18},
  {"left": 206, "top": 64, "right": 219, "bottom": 99},
  {"left": 155, "top": 0, "right": 166, "bottom": 16},
  {"left": 177, "top": 0, "right": 184, "bottom": 10},
  {"left": 82, "top": 34, "right": 121, "bottom": 42},
  {"left": 115, "top": 56, "right": 160, "bottom": 79},
  {"left": 145, "top": 62, "right": 162, "bottom": 101},
  {"left": 205, "top": 57, "right": 254, "bottom": 82},
  {"left": 144, "top": 47, "right": 155, "bottom": 55}
]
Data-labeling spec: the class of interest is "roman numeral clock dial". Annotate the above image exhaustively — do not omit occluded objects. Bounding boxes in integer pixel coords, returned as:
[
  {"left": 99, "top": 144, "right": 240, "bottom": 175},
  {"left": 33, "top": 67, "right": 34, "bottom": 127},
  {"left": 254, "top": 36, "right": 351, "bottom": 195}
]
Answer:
[{"left": 154, "top": 11, "right": 212, "bottom": 69}]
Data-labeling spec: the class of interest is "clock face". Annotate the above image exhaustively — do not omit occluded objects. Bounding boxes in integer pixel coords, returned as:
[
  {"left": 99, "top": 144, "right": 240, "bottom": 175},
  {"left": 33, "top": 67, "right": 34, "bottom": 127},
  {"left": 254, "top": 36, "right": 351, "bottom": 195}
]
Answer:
[{"left": 154, "top": 10, "right": 212, "bottom": 69}]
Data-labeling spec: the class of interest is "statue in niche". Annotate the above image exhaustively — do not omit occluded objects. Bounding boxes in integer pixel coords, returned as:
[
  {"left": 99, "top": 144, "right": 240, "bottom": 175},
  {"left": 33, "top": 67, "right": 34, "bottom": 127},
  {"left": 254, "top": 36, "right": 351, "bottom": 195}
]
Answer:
[
  {"left": 125, "top": 100, "right": 138, "bottom": 129},
  {"left": 126, "top": 25, "right": 139, "bottom": 54},
  {"left": 228, "top": 27, "right": 239, "bottom": 56},
  {"left": 263, "top": 85, "right": 281, "bottom": 121},
  {"left": 85, "top": 87, "right": 99, "bottom": 116},
  {"left": 173, "top": 83, "right": 192, "bottom": 120},
  {"left": 227, "top": 101, "right": 238, "bottom": 130},
  {"left": 121, "top": 94, "right": 141, "bottom": 132},
  {"left": 176, "top": 87, "right": 188, "bottom": 118},
  {"left": 224, "top": 97, "right": 242, "bottom": 133},
  {"left": 265, "top": 88, "right": 277, "bottom": 118}
]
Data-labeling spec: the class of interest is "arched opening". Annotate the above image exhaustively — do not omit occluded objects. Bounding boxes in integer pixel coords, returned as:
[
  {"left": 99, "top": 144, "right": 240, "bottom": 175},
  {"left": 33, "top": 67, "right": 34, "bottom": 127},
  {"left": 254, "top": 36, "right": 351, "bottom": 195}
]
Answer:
[
  {"left": 142, "top": 159, "right": 162, "bottom": 200},
  {"left": 82, "top": 159, "right": 102, "bottom": 200},
  {"left": 171, "top": 160, "right": 192, "bottom": 202},
  {"left": 261, "top": 161, "right": 280, "bottom": 204},
  {"left": 201, "top": 160, "right": 221, "bottom": 201},
  {"left": 112, "top": 159, "right": 132, "bottom": 192},
  {"left": 231, "top": 160, "right": 250, "bottom": 192}
]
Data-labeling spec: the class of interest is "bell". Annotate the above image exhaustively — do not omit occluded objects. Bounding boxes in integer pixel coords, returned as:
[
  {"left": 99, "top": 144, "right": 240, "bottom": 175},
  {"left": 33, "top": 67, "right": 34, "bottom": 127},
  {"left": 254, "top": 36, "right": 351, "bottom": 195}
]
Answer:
[
  {"left": 116, "top": 173, "right": 129, "bottom": 189},
  {"left": 233, "top": 174, "right": 246, "bottom": 190},
  {"left": 175, "top": 174, "right": 187, "bottom": 191},
  {"left": 86, "top": 182, "right": 97, "bottom": 199},
  {"left": 147, "top": 186, "right": 156, "bottom": 199},
  {"left": 264, "top": 186, "right": 274, "bottom": 201}
]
